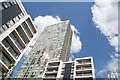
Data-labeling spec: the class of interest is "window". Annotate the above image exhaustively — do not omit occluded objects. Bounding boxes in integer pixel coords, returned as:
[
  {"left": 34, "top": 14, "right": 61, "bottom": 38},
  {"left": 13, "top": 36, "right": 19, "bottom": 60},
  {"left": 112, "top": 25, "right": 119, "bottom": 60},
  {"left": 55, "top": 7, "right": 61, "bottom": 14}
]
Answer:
[
  {"left": 9, "top": 20, "right": 14, "bottom": 26},
  {"left": 1, "top": 51, "right": 12, "bottom": 68},
  {"left": 0, "top": 27, "right": 5, "bottom": 34},
  {"left": 2, "top": 39, "right": 18, "bottom": 59},
  {"left": 18, "top": 14, "right": 22, "bottom": 19},
  {"left": 12, "top": 0, "right": 17, "bottom": 4},
  {"left": 26, "top": 19, "right": 36, "bottom": 33},
  {"left": 0, "top": 3, "right": 4, "bottom": 11},
  {"left": 44, "top": 59, "right": 48, "bottom": 65},
  {"left": 6, "top": 2, "right": 11, "bottom": 7},
  {"left": 20, "top": 13, "right": 24, "bottom": 17},
  {"left": 13, "top": 17, "right": 17, "bottom": 23},
  {"left": 18, "top": 13, "right": 24, "bottom": 19},
  {"left": 15, "top": 16, "right": 19, "bottom": 21},
  {"left": 2, "top": 24, "right": 8, "bottom": 30},
  {"left": 9, "top": 1, "right": 14, "bottom": 6},
  {"left": 2, "top": 3, "right": 8, "bottom": 8},
  {"left": 7, "top": 22, "right": 11, "bottom": 27},
  {"left": 16, "top": 27, "right": 27, "bottom": 43},
  {"left": 24, "top": 75, "right": 27, "bottom": 77},
  {"left": 31, "top": 72, "right": 36, "bottom": 77},
  {"left": 39, "top": 72, "right": 42, "bottom": 74},
  {"left": 21, "top": 23, "right": 31, "bottom": 38},
  {"left": 13, "top": 16, "right": 19, "bottom": 23},
  {"left": 30, "top": 58, "right": 37, "bottom": 65},
  {"left": 36, "top": 50, "right": 40, "bottom": 54},
  {"left": 10, "top": 33, "right": 22, "bottom": 50}
]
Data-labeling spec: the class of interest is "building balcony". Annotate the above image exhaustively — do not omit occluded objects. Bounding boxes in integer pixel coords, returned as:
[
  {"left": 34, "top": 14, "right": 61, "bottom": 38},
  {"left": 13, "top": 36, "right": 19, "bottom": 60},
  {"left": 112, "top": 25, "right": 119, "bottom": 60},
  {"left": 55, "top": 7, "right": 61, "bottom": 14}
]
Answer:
[
  {"left": 76, "top": 67, "right": 92, "bottom": 71},
  {"left": 45, "top": 69, "right": 58, "bottom": 75},
  {"left": 44, "top": 75, "right": 57, "bottom": 78},
  {"left": 76, "top": 73, "right": 92, "bottom": 77},
  {"left": 76, "top": 61, "right": 91, "bottom": 65},
  {"left": 47, "top": 70, "right": 58, "bottom": 72},
  {"left": 48, "top": 64, "right": 59, "bottom": 68}
]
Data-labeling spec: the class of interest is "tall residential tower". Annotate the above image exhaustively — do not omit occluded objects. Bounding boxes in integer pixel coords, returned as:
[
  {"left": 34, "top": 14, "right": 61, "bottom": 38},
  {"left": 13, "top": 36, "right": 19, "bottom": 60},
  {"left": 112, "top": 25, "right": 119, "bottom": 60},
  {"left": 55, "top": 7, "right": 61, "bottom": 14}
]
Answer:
[
  {"left": 0, "top": 0, "right": 38, "bottom": 78},
  {"left": 15, "top": 21, "right": 73, "bottom": 78}
]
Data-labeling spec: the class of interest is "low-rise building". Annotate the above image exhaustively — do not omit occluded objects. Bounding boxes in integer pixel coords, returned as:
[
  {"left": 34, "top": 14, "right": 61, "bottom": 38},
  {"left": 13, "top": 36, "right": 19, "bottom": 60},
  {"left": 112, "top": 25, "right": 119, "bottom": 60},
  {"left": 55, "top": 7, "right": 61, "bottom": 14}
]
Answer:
[{"left": 42, "top": 57, "right": 95, "bottom": 80}]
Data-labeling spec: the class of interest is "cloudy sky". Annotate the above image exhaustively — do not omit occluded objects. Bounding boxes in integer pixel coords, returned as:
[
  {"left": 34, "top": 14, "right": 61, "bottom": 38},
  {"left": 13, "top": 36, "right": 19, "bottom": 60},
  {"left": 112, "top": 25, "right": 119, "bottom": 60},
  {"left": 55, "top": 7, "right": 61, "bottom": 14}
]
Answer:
[{"left": 12, "top": 0, "right": 119, "bottom": 78}]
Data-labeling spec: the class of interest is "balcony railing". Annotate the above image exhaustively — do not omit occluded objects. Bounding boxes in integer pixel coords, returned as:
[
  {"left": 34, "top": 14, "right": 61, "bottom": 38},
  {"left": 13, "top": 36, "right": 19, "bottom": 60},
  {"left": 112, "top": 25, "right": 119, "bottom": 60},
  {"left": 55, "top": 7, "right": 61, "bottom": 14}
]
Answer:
[
  {"left": 47, "top": 70, "right": 58, "bottom": 72},
  {"left": 45, "top": 75, "right": 56, "bottom": 78},
  {"left": 77, "top": 67, "right": 92, "bottom": 70},
  {"left": 77, "top": 61, "right": 91, "bottom": 64},
  {"left": 48, "top": 64, "right": 59, "bottom": 67},
  {"left": 76, "top": 73, "right": 92, "bottom": 77}
]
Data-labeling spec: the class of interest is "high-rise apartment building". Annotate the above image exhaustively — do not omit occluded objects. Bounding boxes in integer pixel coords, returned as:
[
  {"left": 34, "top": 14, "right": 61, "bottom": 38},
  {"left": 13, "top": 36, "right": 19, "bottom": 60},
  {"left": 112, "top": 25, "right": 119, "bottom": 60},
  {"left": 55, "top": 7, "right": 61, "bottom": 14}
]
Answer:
[
  {"left": 108, "top": 68, "right": 120, "bottom": 79},
  {"left": 42, "top": 57, "right": 95, "bottom": 80},
  {"left": 15, "top": 21, "right": 73, "bottom": 78},
  {"left": 0, "top": 0, "right": 38, "bottom": 78}
]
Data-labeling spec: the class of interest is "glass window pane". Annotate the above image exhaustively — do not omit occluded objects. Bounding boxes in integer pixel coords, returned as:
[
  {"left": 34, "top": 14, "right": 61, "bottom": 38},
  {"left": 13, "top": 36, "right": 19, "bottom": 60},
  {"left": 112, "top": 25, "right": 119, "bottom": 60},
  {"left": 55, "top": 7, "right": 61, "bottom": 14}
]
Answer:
[
  {"left": 13, "top": 17, "right": 17, "bottom": 23},
  {"left": 0, "top": 3, "right": 4, "bottom": 11},
  {"left": 26, "top": 19, "right": 36, "bottom": 34},
  {"left": 10, "top": 20, "right": 14, "bottom": 26},
  {"left": 7, "top": 21, "right": 11, "bottom": 27},
  {"left": 10, "top": 33, "right": 22, "bottom": 50},
  {"left": 15, "top": 16, "right": 19, "bottom": 21},
  {"left": 2, "top": 24, "right": 8, "bottom": 30},
  {"left": 21, "top": 23, "right": 31, "bottom": 38},
  {"left": 2, "top": 39, "right": 18, "bottom": 59},
  {"left": 16, "top": 27, "right": 27, "bottom": 43},
  {"left": 2, "top": 3, "right": 8, "bottom": 8},
  {"left": 18, "top": 13, "right": 22, "bottom": 19},
  {"left": 1, "top": 51, "right": 11, "bottom": 67},
  {"left": 9, "top": 1, "right": 14, "bottom": 6},
  {"left": 12, "top": 0, "right": 17, "bottom": 4},
  {"left": 6, "top": 2, "right": 11, "bottom": 7},
  {"left": 0, "top": 27, "right": 5, "bottom": 33}
]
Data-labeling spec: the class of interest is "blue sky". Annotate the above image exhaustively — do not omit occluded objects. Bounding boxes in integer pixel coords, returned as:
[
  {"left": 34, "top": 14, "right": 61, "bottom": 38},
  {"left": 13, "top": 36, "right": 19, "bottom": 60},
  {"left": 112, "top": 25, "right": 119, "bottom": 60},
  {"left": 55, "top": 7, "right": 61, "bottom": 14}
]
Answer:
[{"left": 12, "top": 2, "right": 118, "bottom": 78}]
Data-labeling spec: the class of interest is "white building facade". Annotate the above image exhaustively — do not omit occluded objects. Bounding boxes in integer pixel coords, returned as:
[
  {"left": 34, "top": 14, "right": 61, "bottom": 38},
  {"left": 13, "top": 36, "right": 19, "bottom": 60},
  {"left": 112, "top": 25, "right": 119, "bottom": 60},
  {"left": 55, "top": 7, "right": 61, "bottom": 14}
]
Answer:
[
  {"left": 43, "top": 57, "right": 95, "bottom": 80},
  {"left": 0, "top": 0, "right": 38, "bottom": 78}
]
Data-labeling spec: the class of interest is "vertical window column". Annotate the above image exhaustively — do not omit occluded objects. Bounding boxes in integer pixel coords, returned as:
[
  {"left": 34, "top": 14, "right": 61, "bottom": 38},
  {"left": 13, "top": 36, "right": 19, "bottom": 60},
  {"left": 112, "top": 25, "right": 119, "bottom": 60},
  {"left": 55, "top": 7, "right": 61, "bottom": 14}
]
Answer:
[
  {"left": 9, "top": 33, "right": 23, "bottom": 50},
  {"left": 0, "top": 51, "right": 12, "bottom": 68},
  {"left": 2, "top": 39, "right": 19, "bottom": 59},
  {"left": 7, "top": 35, "right": 21, "bottom": 54},
  {"left": 16, "top": 26, "right": 29, "bottom": 44},
  {"left": 21, "top": 22, "right": 33, "bottom": 38},
  {"left": 24, "top": 21, "right": 34, "bottom": 37},
  {"left": 0, "top": 44, "right": 16, "bottom": 62},
  {"left": 14, "top": 30, "right": 26, "bottom": 48},
  {"left": 26, "top": 19, "right": 37, "bottom": 34},
  {"left": 0, "top": 27, "right": 5, "bottom": 34}
]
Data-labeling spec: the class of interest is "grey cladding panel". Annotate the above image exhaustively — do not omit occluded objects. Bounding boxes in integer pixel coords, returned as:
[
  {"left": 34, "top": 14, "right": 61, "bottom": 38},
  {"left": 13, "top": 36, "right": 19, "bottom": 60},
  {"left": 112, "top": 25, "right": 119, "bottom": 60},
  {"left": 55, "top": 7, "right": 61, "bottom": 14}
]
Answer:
[
  {"left": 63, "top": 63, "right": 72, "bottom": 80},
  {"left": 1, "top": 4, "right": 22, "bottom": 26}
]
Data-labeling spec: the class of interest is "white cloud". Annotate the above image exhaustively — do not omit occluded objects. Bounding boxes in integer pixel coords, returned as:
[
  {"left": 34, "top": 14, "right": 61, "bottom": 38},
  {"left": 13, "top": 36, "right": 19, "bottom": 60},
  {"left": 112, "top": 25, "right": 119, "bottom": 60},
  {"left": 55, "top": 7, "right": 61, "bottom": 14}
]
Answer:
[
  {"left": 91, "top": 0, "right": 119, "bottom": 77},
  {"left": 33, "top": 15, "right": 82, "bottom": 53},
  {"left": 97, "top": 69, "right": 107, "bottom": 77},
  {"left": 97, "top": 53, "right": 119, "bottom": 77},
  {"left": 91, "top": 0, "right": 118, "bottom": 51}
]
